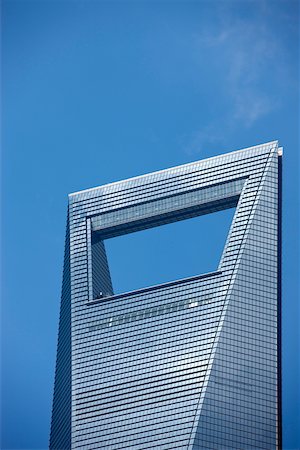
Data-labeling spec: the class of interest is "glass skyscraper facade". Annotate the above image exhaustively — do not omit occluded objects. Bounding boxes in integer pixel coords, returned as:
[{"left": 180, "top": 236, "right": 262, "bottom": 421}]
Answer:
[{"left": 50, "top": 141, "right": 282, "bottom": 450}]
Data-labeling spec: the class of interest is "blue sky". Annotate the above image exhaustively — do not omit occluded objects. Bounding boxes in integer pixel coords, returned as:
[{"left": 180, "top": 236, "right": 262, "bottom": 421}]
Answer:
[
  {"left": 106, "top": 208, "right": 236, "bottom": 294},
  {"left": 1, "top": 1, "right": 299, "bottom": 449}
]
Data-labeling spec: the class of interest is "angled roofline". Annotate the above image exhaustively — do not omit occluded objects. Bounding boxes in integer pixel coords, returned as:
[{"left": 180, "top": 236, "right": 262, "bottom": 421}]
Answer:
[{"left": 68, "top": 140, "right": 278, "bottom": 199}]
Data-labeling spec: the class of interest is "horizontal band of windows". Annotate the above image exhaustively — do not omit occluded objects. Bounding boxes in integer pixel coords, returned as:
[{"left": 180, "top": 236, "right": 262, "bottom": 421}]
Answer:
[
  {"left": 195, "top": 417, "right": 277, "bottom": 435},
  {"left": 215, "top": 332, "right": 277, "bottom": 349},
  {"left": 210, "top": 375, "right": 277, "bottom": 394},
  {"left": 73, "top": 328, "right": 218, "bottom": 361},
  {"left": 74, "top": 386, "right": 202, "bottom": 422},
  {"left": 197, "top": 408, "right": 278, "bottom": 428},
  {"left": 74, "top": 374, "right": 206, "bottom": 413},
  {"left": 72, "top": 317, "right": 222, "bottom": 359},
  {"left": 73, "top": 328, "right": 215, "bottom": 365},
  {"left": 74, "top": 284, "right": 226, "bottom": 312},
  {"left": 74, "top": 407, "right": 276, "bottom": 442},
  {"left": 211, "top": 349, "right": 277, "bottom": 366},
  {"left": 73, "top": 356, "right": 212, "bottom": 388},
  {"left": 72, "top": 343, "right": 215, "bottom": 381},
  {"left": 69, "top": 234, "right": 87, "bottom": 245},
  {"left": 221, "top": 309, "right": 277, "bottom": 326},
  {"left": 73, "top": 297, "right": 224, "bottom": 328},
  {"left": 72, "top": 355, "right": 211, "bottom": 391},
  {"left": 74, "top": 301, "right": 224, "bottom": 332},
  {"left": 73, "top": 292, "right": 226, "bottom": 323},
  {"left": 73, "top": 340, "right": 214, "bottom": 368},
  {"left": 69, "top": 226, "right": 86, "bottom": 236},
  {"left": 195, "top": 434, "right": 275, "bottom": 450},
  {"left": 73, "top": 432, "right": 190, "bottom": 450},
  {"left": 73, "top": 341, "right": 277, "bottom": 381},
  {"left": 73, "top": 414, "right": 196, "bottom": 446},
  {"left": 69, "top": 258, "right": 88, "bottom": 267},
  {"left": 215, "top": 339, "right": 278, "bottom": 355},
  {"left": 72, "top": 424, "right": 195, "bottom": 450},
  {"left": 72, "top": 323, "right": 221, "bottom": 363},
  {"left": 75, "top": 364, "right": 208, "bottom": 403},
  {"left": 73, "top": 346, "right": 213, "bottom": 379},
  {"left": 70, "top": 249, "right": 88, "bottom": 259},
  {"left": 198, "top": 420, "right": 278, "bottom": 435},
  {"left": 72, "top": 312, "right": 222, "bottom": 353},
  {"left": 73, "top": 398, "right": 198, "bottom": 435},
  {"left": 74, "top": 413, "right": 195, "bottom": 445},
  {"left": 72, "top": 368, "right": 210, "bottom": 395},
  {"left": 195, "top": 393, "right": 277, "bottom": 414},
  {"left": 88, "top": 296, "right": 218, "bottom": 332},
  {"left": 69, "top": 241, "right": 87, "bottom": 252}
]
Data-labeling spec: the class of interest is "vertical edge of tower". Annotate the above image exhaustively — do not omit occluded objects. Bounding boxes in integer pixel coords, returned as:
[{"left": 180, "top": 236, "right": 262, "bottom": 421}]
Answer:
[
  {"left": 277, "top": 148, "right": 283, "bottom": 450},
  {"left": 49, "top": 211, "right": 72, "bottom": 450}
]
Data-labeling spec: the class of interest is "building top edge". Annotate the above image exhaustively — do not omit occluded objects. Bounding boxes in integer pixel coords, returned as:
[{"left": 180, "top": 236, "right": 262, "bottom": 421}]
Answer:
[{"left": 69, "top": 140, "right": 278, "bottom": 201}]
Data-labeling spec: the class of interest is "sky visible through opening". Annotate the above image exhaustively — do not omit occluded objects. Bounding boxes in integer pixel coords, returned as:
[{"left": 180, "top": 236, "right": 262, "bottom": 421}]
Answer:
[{"left": 105, "top": 208, "right": 236, "bottom": 295}]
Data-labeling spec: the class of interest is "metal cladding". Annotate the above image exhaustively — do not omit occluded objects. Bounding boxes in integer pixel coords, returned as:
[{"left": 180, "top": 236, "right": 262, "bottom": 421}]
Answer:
[{"left": 50, "top": 141, "right": 282, "bottom": 450}]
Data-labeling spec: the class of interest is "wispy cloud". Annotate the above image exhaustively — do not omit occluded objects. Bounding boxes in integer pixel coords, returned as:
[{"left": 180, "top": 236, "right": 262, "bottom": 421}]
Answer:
[
  {"left": 183, "top": 124, "right": 227, "bottom": 156},
  {"left": 184, "top": 1, "right": 297, "bottom": 154},
  {"left": 199, "top": 5, "right": 283, "bottom": 123}
]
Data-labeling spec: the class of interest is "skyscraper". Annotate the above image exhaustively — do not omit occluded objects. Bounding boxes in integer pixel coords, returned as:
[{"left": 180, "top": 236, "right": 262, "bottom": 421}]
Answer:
[{"left": 50, "top": 141, "right": 282, "bottom": 450}]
